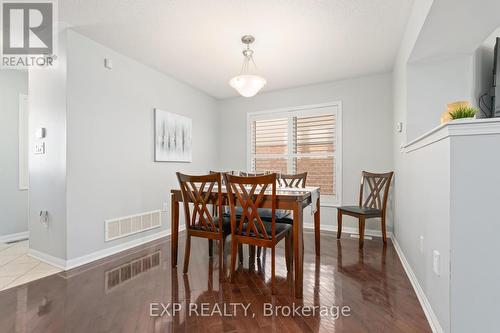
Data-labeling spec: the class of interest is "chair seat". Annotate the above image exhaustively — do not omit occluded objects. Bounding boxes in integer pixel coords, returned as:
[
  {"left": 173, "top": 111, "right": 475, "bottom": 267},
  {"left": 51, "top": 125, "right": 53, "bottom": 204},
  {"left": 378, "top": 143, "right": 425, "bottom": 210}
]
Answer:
[
  {"left": 338, "top": 206, "right": 382, "bottom": 218},
  {"left": 190, "top": 216, "right": 232, "bottom": 234},
  {"left": 239, "top": 221, "right": 291, "bottom": 239},
  {"left": 231, "top": 207, "right": 291, "bottom": 219},
  {"left": 224, "top": 213, "right": 294, "bottom": 225},
  {"left": 262, "top": 215, "right": 294, "bottom": 225}
]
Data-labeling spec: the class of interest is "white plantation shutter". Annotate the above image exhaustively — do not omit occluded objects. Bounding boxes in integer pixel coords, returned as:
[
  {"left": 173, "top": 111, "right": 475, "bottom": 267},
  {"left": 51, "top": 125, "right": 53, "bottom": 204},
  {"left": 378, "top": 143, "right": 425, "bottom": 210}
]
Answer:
[
  {"left": 249, "top": 104, "right": 341, "bottom": 204},
  {"left": 251, "top": 118, "right": 288, "bottom": 173},
  {"left": 295, "top": 113, "right": 336, "bottom": 196}
]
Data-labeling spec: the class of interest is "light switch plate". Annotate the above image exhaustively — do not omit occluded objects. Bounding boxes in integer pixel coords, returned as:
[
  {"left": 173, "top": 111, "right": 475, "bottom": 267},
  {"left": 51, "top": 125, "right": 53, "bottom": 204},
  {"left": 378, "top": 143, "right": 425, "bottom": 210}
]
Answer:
[
  {"left": 419, "top": 236, "right": 424, "bottom": 254},
  {"left": 34, "top": 142, "right": 45, "bottom": 154},
  {"left": 104, "top": 58, "right": 113, "bottom": 69},
  {"left": 35, "top": 128, "right": 46, "bottom": 138}
]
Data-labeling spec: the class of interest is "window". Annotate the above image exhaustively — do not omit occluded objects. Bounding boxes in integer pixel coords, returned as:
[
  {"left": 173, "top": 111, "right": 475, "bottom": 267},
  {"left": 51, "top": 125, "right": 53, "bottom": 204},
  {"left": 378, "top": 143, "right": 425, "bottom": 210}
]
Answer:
[{"left": 247, "top": 103, "right": 342, "bottom": 205}]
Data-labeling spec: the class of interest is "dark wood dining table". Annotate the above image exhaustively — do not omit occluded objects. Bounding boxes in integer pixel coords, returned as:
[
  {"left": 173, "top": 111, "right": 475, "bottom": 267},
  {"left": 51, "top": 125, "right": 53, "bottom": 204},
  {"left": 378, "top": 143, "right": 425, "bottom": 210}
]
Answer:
[{"left": 170, "top": 187, "right": 321, "bottom": 298}]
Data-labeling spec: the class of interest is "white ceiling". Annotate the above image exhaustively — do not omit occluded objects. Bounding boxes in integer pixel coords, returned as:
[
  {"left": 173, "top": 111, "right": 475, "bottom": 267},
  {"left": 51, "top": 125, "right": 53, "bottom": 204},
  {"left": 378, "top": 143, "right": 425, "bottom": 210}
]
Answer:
[
  {"left": 60, "top": 0, "right": 414, "bottom": 99},
  {"left": 410, "top": 0, "right": 500, "bottom": 63}
]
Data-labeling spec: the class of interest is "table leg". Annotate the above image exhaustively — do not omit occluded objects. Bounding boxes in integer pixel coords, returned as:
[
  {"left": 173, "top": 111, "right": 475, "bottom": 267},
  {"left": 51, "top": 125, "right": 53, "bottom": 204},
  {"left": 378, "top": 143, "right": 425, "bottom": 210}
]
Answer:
[
  {"left": 171, "top": 193, "right": 179, "bottom": 268},
  {"left": 293, "top": 202, "right": 304, "bottom": 298},
  {"left": 314, "top": 196, "right": 321, "bottom": 256}
]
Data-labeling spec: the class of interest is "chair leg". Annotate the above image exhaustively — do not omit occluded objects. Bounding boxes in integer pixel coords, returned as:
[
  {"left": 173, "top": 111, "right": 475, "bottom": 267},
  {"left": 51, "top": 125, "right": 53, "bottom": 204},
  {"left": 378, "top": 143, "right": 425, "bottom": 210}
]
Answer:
[
  {"left": 257, "top": 246, "right": 262, "bottom": 257},
  {"left": 238, "top": 244, "right": 243, "bottom": 264},
  {"left": 219, "top": 237, "right": 224, "bottom": 281},
  {"left": 208, "top": 239, "right": 213, "bottom": 257},
  {"left": 337, "top": 210, "right": 343, "bottom": 239},
  {"left": 230, "top": 239, "right": 238, "bottom": 283},
  {"left": 359, "top": 216, "right": 365, "bottom": 249},
  {"left": 381, "top": 215, "right": 387, "bottom": 244},
  {"left": 183, "top": 235, "right": 191, "bottom": 274},
  {"left": 285, "top": 232, "right": 291, "bottom": 272},
  {"left": 249, "top": 245, "right": 256, "bottom": 261},
  {"left": 271, "top": 246, "right": 276, "bottom": 295}
]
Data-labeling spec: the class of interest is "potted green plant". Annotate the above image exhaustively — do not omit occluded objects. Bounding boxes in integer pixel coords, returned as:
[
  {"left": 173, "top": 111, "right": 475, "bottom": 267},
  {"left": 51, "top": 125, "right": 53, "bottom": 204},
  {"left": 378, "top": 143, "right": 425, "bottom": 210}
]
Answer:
[{"left": 449, "top": 106, "right": 478, "bottom": 120}]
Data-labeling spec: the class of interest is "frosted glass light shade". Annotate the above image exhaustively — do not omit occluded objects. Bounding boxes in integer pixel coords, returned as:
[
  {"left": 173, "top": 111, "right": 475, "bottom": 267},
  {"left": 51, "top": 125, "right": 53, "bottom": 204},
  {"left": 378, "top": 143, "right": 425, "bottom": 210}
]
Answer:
[{"left": 229, "top": 74, "right": 267, "bottom": 97}]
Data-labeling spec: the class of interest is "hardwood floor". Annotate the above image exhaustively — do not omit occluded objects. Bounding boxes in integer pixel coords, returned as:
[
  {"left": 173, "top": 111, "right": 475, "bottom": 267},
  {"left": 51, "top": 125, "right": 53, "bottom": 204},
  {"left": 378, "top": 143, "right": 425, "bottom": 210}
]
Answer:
[{"left": 0, "top": 231, "right": 431, "bottom": 332}]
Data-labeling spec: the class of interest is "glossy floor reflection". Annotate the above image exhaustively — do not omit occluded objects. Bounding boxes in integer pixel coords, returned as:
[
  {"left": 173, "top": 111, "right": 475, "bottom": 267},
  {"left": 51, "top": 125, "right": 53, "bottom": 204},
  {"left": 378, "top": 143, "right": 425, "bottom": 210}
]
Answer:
[{"left": 0, "top": 232, "right": 431, "bottom": 332}]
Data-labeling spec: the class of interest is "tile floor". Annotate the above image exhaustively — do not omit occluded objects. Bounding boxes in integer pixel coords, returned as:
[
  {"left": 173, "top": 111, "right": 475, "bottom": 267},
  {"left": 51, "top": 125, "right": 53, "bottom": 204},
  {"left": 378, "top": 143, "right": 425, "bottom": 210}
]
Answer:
[{"left": 0, "top": 240, "right": 62, "bottom": 291}]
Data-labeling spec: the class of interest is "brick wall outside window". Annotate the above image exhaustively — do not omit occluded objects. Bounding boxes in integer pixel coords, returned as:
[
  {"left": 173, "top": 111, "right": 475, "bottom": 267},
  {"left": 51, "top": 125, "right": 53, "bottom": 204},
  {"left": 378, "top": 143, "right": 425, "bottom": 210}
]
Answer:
[{"left": 250, "top": 110, "right": 339, "bottom": 200}]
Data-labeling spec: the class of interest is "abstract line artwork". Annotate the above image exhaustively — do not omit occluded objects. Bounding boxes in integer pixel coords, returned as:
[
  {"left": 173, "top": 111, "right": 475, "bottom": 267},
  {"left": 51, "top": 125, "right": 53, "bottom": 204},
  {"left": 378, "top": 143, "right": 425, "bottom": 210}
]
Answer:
[{"left": 154, "top": 109, "right": 192, "bottom": 162}]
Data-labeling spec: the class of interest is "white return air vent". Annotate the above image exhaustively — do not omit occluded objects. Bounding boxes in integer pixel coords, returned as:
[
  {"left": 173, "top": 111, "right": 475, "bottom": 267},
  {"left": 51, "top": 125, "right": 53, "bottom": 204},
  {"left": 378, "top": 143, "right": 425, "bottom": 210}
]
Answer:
[{"left": 105, "top": 210, "right": 161, "bottom": 242}]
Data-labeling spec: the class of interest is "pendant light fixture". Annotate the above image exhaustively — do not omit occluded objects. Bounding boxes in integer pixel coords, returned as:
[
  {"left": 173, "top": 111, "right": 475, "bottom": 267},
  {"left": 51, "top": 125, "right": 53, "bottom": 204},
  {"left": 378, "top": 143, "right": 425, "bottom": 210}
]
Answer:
[{"left": 229, "top": 35, "right": 267, "bottom": 97}]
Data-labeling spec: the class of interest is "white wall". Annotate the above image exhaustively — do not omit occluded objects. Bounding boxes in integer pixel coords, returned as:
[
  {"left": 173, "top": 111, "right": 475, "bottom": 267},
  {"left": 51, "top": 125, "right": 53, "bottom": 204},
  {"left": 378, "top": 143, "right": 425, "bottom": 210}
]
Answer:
[
  {"left": 217, "top": 73, "right": 394, "bottom": 233},
  {"left": 398, "top": 139, "right": 451, "bottom": 332},
  {"left": 407, "top": 55, "right": 474, "bottom": 140},
  {"left": 0, "top": 70, "right": 28, "bottom": 238},
  {"left": 28, "top": 28, "right": 69, "bottom": 260},
  {"left": 28, "top": 29, "right": 219, "bottom": 262},
  {"left": 391, "top": 1, "right": 500, "bottom": 332},
  {"left": 65, "top": 30, "right": 219, "bottom": 260},
  {"left": 391, "top": 0, "right": 447, "bottom": 331},
  {"left": 450, "top": 133, "right": 500, "bottom": 333}
]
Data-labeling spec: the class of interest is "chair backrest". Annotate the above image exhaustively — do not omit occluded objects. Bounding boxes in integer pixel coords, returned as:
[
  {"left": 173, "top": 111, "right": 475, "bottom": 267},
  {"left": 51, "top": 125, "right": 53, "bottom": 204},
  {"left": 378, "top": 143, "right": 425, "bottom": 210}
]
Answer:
[
  {"left": 224, "top": 173, "right": 277, "bottom": 241},
  {"left": 209, "top": 170, "right": 237, "bottom": 185},
  {"left": 210, "top": 170, "right": 237, "bottom": 175},
  {"left": 176, "top": 172, "right": 222, "bottom": 233},
  {"left": 239, "top": 171, "right": 268, "bottom": 177},
  {"left": 279, "top": 172, "right": 307, "bottom": 188},
  {"left": 358, "top": 171, "right": 394, "bottom": 212}
]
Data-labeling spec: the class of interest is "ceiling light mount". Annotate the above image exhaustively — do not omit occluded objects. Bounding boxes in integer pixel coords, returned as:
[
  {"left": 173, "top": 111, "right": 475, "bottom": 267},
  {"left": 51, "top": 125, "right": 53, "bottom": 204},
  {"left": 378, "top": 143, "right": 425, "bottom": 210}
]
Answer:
[
  {"left": 241, "top": 35, "right": 255, "bottom": 45},
  {"left": 229, "top": 35, "right": 267, "bottom": 98}
]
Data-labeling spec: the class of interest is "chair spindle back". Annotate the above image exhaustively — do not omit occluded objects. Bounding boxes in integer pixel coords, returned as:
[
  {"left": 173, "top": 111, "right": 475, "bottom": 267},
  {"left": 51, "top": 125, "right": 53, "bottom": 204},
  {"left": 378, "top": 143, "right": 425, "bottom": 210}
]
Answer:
[
  {"left": 279, "top": 172, "right": 307, "bottom": 188},
  {"left": 176, "top": 172, "right": 222, "bottom": 234},
  {"left": 358, "top": 171, "right": 394, "bottom": 212},
  {"left": 224, "top": 173, "right": 277, "bottom": 241}
]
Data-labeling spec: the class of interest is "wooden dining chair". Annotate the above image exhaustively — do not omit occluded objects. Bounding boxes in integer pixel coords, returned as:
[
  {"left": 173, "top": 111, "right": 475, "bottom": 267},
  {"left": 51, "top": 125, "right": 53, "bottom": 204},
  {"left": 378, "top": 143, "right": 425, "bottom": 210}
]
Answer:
[
  {"left": 176, "top": 172, "right": 230, "bottom": 276},
  {"left": 278, "top": 172, "right": 307, "bottom": 188},
  {"left": 224, "top": 173, "right": 292, "bottom": 294},
  {"left": 337, "top": 171, "right": 394, "bottom": 248},
  {"left": 208, "top": 170, "right": 237, "bottom": 257},
  {"left": 256, "top": 172, "right": 308, "bottom": 257}
]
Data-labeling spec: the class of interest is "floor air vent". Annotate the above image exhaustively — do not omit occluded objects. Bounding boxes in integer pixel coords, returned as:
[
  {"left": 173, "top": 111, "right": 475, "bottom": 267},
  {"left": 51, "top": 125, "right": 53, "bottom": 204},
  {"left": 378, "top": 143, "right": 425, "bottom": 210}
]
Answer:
[{"left": 105, "top": 210, "right": 161, "bottom": 242}]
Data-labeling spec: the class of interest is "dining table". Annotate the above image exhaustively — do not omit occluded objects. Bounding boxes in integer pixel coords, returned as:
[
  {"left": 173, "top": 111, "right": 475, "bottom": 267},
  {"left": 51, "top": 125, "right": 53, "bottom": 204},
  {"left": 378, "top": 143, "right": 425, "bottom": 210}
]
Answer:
[{"left": 170, "top": 186, "right": 321, "bottom": 299}]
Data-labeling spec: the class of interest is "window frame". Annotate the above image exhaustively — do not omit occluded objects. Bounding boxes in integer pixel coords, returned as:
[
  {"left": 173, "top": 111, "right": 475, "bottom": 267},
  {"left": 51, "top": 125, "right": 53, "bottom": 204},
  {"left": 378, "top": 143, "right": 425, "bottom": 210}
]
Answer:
[{"left": 246, "top": 101, "right": 343, "bottom": 207}]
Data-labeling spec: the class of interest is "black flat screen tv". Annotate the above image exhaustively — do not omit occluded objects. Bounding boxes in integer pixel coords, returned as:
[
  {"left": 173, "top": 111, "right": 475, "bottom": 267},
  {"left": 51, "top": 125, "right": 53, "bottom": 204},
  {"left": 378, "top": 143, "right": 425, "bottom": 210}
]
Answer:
[{"left": 494, "top": 37, "right": 500, "bottom": 117}]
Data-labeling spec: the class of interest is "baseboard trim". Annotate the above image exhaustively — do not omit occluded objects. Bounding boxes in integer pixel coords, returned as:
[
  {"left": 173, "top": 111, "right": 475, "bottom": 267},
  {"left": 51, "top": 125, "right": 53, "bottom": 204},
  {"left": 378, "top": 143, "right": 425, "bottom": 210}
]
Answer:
[
  {"left": 65, "top": 229, "right": 173, "bottom": 270},
  {"left": 303, "top": 223, "right": 393, "bottom": 239},
  {"left": 0, "top": 231, "right": 28, "bottom": 243},
  {"left": 28, "top": 248, "right": 67, "bottom": 270},
  {"left": 29, "top": 228, "right": 183, "bottom": 271},
  {"left": 392, "top": 237, "right": 444, "bottom": 333},
  {"left": 27, "top": 224, "right": 386, "bottom": 271}
]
